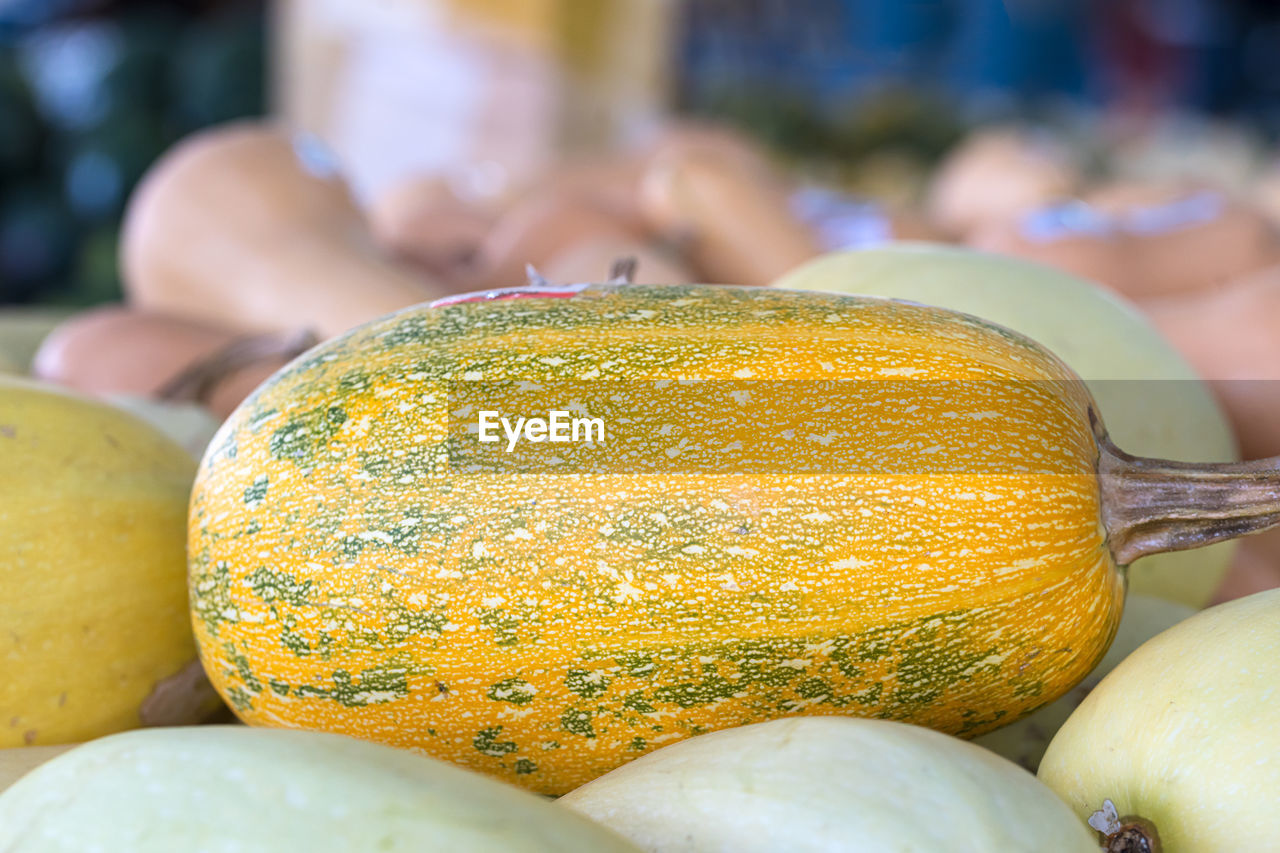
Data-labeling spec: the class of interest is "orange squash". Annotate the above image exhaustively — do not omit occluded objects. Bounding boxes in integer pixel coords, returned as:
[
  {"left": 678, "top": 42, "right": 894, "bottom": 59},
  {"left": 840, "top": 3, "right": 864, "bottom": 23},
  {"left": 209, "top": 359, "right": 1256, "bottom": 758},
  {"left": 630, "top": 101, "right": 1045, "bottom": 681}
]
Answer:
[
  {"left": 188, "top": 282, "right": 1277, "bottom": 795},
  {"left": 466, "top": 190, "right": 646, "bottom": 291},
  {"left": 1085, "top": 182, "right": 1280, "bottom": 299},
  {"left": 927, "top": 128, "right": 1079, "bottom": 238}
]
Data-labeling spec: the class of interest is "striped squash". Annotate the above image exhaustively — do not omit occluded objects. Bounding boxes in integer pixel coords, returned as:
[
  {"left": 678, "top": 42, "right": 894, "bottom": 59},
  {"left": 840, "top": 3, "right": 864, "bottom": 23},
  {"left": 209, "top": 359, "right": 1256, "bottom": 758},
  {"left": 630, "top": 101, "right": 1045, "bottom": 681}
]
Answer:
[{"left": 189, "top": 282, "right": 1236, "bottom": 795}]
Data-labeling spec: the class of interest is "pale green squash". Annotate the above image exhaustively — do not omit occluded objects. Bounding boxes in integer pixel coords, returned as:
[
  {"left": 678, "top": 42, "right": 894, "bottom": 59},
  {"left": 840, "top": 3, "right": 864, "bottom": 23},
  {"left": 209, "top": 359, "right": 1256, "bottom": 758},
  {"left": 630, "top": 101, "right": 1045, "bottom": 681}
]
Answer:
[
  {"left": 559, "top": 717, "right": 1096, "bottom": 852},
  {"left": 0, "top": 726, "right": 639, "bottom": 852}
]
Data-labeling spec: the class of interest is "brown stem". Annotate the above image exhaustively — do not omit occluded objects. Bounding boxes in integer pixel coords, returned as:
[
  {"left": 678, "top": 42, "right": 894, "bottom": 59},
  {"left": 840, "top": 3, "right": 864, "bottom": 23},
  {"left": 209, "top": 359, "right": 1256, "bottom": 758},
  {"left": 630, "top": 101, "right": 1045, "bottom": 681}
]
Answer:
[
  {"left": 1089, "top": 801, "right": 1162, "bottom": 853},
  {"left": 608, "top": 256, "right": 638, "bottom": 284},
  {"left": 1104, "top": 821, "right": 1161, "bottom": 853},
  {"left": 155, "top": 328, "right": 318, "bottom": 405},
  {"left": 1100, "top": 430, "right": 1280, "bottom": 566},
  {"left": 139, "top": 658, "right": 224, "bottom": 726}
]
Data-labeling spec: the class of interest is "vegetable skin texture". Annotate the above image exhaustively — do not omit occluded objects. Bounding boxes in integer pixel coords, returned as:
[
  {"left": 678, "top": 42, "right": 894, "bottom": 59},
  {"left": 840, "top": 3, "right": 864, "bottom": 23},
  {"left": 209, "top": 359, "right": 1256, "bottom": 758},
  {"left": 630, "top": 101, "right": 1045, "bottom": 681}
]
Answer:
[
  {"left": 973, "top": 594, "right": 1194, "bottom": 771},
  {"left": 559, "top": 717, "right": 1098, "bottom": 853},
  {"left": 773, "top": 245, "right": 1238, "bottom": 607},
  {"left": 189, "top": 283, "right": 1123, "bottom": 794},
  {"left": 0, "top": 726, "right": 639, "bottom": 852}
]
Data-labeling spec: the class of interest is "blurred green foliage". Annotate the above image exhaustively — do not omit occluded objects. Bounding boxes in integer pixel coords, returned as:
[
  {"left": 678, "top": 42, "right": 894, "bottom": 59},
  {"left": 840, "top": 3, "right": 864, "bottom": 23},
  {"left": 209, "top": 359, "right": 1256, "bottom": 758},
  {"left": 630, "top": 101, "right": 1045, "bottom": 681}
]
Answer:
[{"left": 0, "top": 2, "right": 265, "bottom": 307}]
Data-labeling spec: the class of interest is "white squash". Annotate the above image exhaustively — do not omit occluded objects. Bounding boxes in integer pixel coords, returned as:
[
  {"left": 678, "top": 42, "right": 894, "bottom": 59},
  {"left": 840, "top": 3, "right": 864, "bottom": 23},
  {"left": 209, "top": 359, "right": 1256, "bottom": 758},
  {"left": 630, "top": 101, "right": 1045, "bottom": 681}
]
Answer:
[
  {"left": 772, "top": 244, "right": 1238, "bottom": 607},
  {"left": 0, "top": 726, "right": 639, "bottom": 852},
  {"left": 558, "top": 717, "right": 1096, "bottom": 853},
  {"left": 974, "top": 594, "right": 1194, "bottom": 771},
  {"left": 1038, "top": 588, "right": 1280, "bottom": 852}
]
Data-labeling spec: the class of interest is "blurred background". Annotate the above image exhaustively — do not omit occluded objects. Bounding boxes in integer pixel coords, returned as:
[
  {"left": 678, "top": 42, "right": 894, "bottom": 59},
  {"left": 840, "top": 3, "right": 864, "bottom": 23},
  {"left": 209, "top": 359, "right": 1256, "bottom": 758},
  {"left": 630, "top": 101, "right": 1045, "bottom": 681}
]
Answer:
[
  {"left": 0, "top": 0, "right": 264, "bottom": 306},
  {"left": 4, "top": 0, "right": 1280, "bottom": 305}
]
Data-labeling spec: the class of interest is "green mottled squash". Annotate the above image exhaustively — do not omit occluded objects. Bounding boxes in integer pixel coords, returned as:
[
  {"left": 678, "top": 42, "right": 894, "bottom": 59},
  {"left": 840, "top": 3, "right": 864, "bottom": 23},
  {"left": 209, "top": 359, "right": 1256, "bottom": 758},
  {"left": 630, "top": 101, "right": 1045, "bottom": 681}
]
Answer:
[
  {"left": 189, "top": 280, "right": 1280, "bottom": 795},
  {"left": 973, "top": 593, "right": 1194, "bottom": 771}
]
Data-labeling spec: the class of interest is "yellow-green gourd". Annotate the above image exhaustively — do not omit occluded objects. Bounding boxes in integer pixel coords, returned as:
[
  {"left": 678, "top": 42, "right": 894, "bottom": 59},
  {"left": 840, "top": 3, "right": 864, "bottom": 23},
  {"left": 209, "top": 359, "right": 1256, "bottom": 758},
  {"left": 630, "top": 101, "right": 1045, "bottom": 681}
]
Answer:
[
  {"left": 1039, "top": 588, "right": 1280, "bottom": 852},
  {"left": 1, "top": 378, "right": 222, "bottom": 746}
]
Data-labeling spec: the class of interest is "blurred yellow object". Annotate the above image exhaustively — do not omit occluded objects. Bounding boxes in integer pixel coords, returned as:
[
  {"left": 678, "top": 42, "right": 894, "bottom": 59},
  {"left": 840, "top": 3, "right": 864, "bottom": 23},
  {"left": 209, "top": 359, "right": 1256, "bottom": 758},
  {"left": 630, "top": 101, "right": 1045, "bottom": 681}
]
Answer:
[
  {"left": 275, "top": 0, "right": 675, "bottom": 201},
  {"left": 0, "top": 379, "right": 222, "bottom": 748}
]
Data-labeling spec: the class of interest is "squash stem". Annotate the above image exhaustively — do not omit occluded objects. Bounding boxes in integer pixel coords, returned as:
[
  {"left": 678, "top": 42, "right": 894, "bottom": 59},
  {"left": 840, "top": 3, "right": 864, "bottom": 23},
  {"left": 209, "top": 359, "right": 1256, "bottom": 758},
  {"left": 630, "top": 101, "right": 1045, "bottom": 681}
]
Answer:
[
  {"left": 1088, "top": 801, "right": 1161, "bottom": 853},
  {"left": 1099, "top": 432, "right": 1280, "bottom": 567},
  {"left": 1104, "top": 821, "right": 1161, "bottom": 853}
]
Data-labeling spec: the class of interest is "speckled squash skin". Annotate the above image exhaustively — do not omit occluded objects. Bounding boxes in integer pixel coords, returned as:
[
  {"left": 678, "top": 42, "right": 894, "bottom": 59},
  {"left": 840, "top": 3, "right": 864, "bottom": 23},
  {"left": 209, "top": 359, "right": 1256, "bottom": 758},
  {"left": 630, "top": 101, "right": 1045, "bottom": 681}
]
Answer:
[{"left": 189, "top": 284, "right": 1124, "bottom": 795}]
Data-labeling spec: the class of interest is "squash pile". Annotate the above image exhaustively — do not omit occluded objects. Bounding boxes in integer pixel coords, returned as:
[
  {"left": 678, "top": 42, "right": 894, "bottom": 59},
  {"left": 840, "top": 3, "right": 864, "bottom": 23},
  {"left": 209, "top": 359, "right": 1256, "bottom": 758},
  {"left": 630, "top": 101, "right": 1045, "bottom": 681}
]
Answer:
[{"left": 3, "top": 116, "right": 1280, "bottom": 852}]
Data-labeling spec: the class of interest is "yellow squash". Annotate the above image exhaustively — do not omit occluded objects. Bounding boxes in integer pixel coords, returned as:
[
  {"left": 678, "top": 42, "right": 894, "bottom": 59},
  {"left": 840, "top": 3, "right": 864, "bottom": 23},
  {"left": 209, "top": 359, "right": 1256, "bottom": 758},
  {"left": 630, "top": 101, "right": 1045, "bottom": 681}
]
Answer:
[
  {"left": 2, "top": 379, "right": 222, "bottom": 746},
  {"left": 1039, "top": 589, "right": 1280, "bottom": 852},
  {"left": 189, "top": 282, "right": 1269, "bottom": 794}
]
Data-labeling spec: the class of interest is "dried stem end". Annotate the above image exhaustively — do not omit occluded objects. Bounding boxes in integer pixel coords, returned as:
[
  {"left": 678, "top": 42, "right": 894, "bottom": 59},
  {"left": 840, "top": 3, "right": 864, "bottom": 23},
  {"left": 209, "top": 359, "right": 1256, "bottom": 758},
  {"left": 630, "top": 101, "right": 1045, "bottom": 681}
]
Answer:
[
  {"left": 608, "top": 256, "right": 638, "bottom": 284},
  {"left": 1088, "top": 799, "right": 1161, "bottom": 853},
  {"left": 1097, "top": 414, "right": 1280, "bottom": 566}
]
